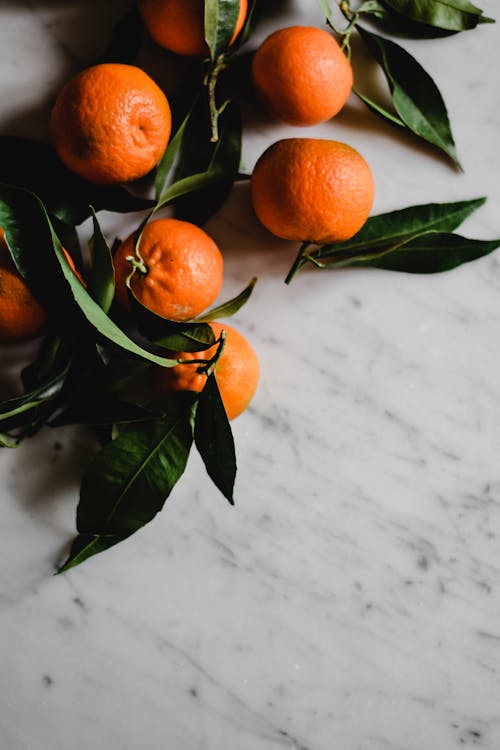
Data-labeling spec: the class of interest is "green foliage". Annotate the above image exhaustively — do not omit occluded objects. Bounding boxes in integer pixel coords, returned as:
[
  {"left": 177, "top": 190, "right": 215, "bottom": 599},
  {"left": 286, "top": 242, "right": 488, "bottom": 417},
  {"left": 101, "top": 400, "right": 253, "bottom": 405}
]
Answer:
[
  {"left": 356, "top": 27, "right": 460, "bottom": 166},
  {"left": 287, "top": 198, "right": 499, "bottom": 279},
  {"left": 0, "top": 0, "right": 497, "bottom": 575}
]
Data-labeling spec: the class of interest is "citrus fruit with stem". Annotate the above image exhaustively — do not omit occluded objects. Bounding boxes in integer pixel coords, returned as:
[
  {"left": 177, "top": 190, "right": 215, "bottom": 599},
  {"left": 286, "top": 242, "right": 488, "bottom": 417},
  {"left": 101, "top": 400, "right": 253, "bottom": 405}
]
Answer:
[
  {"left": 152, "top": 321, "right": 259, "bottom": 420},
  {"left": 251, "top": 138, "right": 375, "bottom": 244},
  {"left": 138, "top": 0, "right": 248, "bottom": 57},
  {"left": 251, "top": 26, "right": 353, "bottom": 126},
  {"left": 0, "top": 228, "right": 47, "bottom": 342},
  {"left": 113, "top": 217, "right": 224, "bottom": 321},
  {"left": 50, "top": 63, "right": 171, "bottom": 184}
]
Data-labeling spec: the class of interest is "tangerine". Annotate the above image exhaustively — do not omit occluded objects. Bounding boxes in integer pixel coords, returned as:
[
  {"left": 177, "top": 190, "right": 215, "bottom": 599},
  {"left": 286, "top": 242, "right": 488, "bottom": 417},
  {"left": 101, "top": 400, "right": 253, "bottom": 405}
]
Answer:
[
  {"left": 138, "top": 0, "right": 248, "bottom": 56},
  {"left": 251, "top": 138, "right": 375, "bottom": 244},
  {"left": 152, "top": 321, "right": 259, "bottom": 420},
  {"left": 113, "top": 218, "right": 224, "bottom": 321},
  {"left": 251, "top": 26, "right": 353, "bottom": 126},
  {"left": 0, "top": 228, "right": 47, "bottom": 342},
  {"left": 50, "top": 63, "right": 171, "bottom": 185}
]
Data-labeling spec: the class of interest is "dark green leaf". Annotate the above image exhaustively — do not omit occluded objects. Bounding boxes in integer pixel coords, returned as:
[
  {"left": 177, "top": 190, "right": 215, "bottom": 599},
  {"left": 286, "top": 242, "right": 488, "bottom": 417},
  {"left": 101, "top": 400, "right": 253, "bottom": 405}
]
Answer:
[
  {"left": 235, "top": 0, "right": 260, "bottom": 46},
  {"left": 382, "top": 0, "right": 494, "bottom": 30},
  {"left": 152, "top": 325, "right": 216, "bottom": 352},
  {"left": 63, "top": 348, "right": 150, "bottom": 402},
  {"left": 0, "top": 364, "right": 70, "bottom": 429},
  {"left": 0, "top": 182, "right": 74, "bottom": 313},
  {"left": 121, "top": 262, "right": 216, "bottom": 351},
  {"left": 128, "top": 284, "right": 217, "bottom": 352},
  {"left": 0, "top": 137, "right": 154, "bottom": 225},
  {"left": 50, "top": 399, "right": 160, "bottom": 427},
  {"left": 0, "top": 184, "right": 180, "bottom": 368},
  {"left": 197, "top": 277, "right": 257, "bottom": 321},
  {"left": 97, "top": 6, "right": 143, "bottom": 64},
  {"left": 358, "top": 0, "right": 389, "bottom": 18},
  {"left": 358, "top": 3, "right": 456, "bottom": 38},
  {"left": 353, "top": 87, "right": 406, "bottom": 127},
  {"left": 173, "top": 98, "right": 242, "bottom": 225},
  {"left": 58, "top": 392, "right": 196, "bottom": 572},
  {"left": 57, "top": 533, "right": 129, "bottom": 574},
  {"left": 314, "top": 197, "right": 486, "bottom": 258},
  {"left": 205, "top": 0, "right": 242, "bottom": 60},
  {"left": 356, "top": 26, "right": 460, "bottom": 166},
  {"left": 89, "top": 208, "right": 115, "bottom": 313},
  {"left": 154, "top": 106, "right": 194, "bottom": 200},
  {"left": 349, "top": 232, "right": 500, "bottom": 272},
  {"left": 194, "top": 373, "right": 236, "bottom": 504},
  {"left": 51, "top": 217, "right": 83, "bottom": 267},
  {"left": 158, "top": 169, "right": 233, "bottom": 210},
  {"left": 21, "top": 333, "right": 71, "bottom": 391}
]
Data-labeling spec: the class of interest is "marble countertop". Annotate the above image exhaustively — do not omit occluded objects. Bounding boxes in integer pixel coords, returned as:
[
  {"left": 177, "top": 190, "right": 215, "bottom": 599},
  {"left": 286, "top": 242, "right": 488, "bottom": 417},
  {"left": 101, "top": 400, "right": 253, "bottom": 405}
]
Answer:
[{"left": 1, "top": 1, "right": 500, "bottom": 748}]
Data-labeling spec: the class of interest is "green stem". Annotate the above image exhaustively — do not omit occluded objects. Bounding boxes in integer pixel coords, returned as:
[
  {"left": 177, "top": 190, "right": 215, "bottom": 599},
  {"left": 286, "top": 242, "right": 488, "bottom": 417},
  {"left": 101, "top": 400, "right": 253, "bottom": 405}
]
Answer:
[
  {"left": 303, "top": 254, "right": 326, "bottom": 269},
  {"left": 176, "top": 331, "right": 227, "bottom": 373},
  {"left": 207, "top": 55, "right": 227, "bottom": 143},
  {"left": 285, "top": 242, "right": 312, "bottom": 285}
]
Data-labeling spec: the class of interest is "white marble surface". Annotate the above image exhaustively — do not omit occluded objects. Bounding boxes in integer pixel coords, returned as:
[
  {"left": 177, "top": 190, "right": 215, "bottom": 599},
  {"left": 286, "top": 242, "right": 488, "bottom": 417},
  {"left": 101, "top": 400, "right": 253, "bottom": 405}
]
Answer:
[{"left": 1, "top": 1, "right": 500, "bottom": 748}]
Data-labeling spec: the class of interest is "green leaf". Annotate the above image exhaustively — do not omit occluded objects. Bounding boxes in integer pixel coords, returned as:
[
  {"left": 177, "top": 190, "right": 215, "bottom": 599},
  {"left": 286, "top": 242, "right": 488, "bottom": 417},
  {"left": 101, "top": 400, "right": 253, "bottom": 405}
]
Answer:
[
  {"left": 157, "top": 169, "right": 233, "bottom": 211},
  {"left": 127, "top": 284, "right": 217, "bottom": 352},
  {"left": 0, "top": 184, "right": 179, "bottom": 369},
  {"left": 205, "top": 0, "right": 242, "bottom": 60},
  {"left": 357, "top": 3, "right": 457, "bottom": 37},
  {"left": 382, "top": 0, "right": 494, "bottom": 31},
  {"left": 0, "top": 364, "right": 70, "bottom": 429},
  {"left": 50, "top": 400, "right": 160, "bottom": 427},
  {"left": 0, "top": 183, "right": 79, "bottom": 321},
  {"left": 235, "top": 0, "right": 260, "bottom": 46},
  {"left": 358, "top": 0, "right": 389, "bottom": 17},
  {"left": 57, "top": 534, "right": 129, "bottom": 574},
  {"left": 58, "top": 393, "right": 196, "bottom": 572},
  {"left": 152, "top": 324, "right": 216, "bottom": 352},
  {"left": 314, "top": 197, "right": 486, "bottom": 258},
  {"left": 194, "top": 373, "right": 236, "bottom": 504},
  {"left": 97, "top": 6, "right": 143, "bottom": 64},
  {"left": 356, "top": 26, "right": 460, "bottom": 167},
  {"left": 0, "top": 137, "right": 153, "bottom": 225},
  {"left": 121, "top": 256, "right": 217, "bottom": 351},
  {"left": 21, "top": 333, "right": 71, "bottom": 391},
  {"left": 52, "top": 217, "right": 83, "bottom": 266},
  {"left": 64, "top": 348, "right": 150, "bottom": 402},
  {"left": 353, "top": 87, "right": 406, "bottom": 127},
  {"left": 348, "top": 232, "right": 500, "bottom": 272},
  {"left": 197, "top": 277, "right": 257, "bottom": 321},
  {"left": 0, "top": 433, "right": 17, "bottom": 448},
  {"left": 89, "top": 208, "right": 115, "bottom": 313},
  {"left": 154, "top": 106, "right": 194, "bottom": 201},
  {"left": 317, "top": 0, "right": 334, "bottom": 20},
  {"left": 173, "top": 98, "right": 242, "bottom": 225}
]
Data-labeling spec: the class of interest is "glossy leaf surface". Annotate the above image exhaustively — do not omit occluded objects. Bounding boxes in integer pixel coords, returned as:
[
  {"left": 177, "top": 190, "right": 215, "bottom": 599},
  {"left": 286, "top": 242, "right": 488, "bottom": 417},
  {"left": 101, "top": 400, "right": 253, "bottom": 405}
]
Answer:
[
  {"left": 194, "top": 374, "right": 236, "bottom": 504},
  {"left": 357, "top": 27, "right": 460, "bottom": 166}
]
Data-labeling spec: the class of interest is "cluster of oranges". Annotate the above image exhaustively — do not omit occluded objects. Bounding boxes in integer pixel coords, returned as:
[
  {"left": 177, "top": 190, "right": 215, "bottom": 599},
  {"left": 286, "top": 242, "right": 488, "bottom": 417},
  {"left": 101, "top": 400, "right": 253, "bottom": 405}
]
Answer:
[{"left": 1, "top": 0, "right": 376, "bottom": 421}]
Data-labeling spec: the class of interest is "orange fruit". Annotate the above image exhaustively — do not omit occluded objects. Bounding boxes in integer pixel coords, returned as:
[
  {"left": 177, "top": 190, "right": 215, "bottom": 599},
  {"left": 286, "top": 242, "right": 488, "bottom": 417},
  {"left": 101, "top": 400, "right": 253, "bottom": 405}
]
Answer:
[
  {"left": 251, "top": 138, "right": 375, "bottom": 244},
  {"left": 113, "top": 217, "right": 224, "bottom": 321},
  {"left": 0, "top": 228, "right": 47, "bottom": 342},
  {"left": 251, "top": 26, "right": 353, "bottom": 126},
  {"left": 50, "top": 63, "right": 171, "bottom": 184},
  {"left": 152, "top": 322, "right": 259, "bottom": 420},
  {"left": 138, "top": 0, "right": 248, "bottom": 56},
  {"left": 0, "top": 229, "right": 86, "bottom": 343}
]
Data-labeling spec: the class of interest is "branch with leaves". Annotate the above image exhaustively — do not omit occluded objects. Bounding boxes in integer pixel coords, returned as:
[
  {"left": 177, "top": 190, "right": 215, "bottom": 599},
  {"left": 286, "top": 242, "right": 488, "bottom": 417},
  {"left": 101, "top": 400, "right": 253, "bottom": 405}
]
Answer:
[{"left": 318, "top": 0, "right": 493, "bottom": 168}]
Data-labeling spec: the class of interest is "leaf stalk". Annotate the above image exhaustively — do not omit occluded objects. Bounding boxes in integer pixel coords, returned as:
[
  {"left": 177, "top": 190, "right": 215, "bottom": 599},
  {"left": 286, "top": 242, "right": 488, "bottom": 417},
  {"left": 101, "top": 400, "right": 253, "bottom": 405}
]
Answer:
[{"left": 285, "top": 242, "right": 312, "bottom": 285}]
